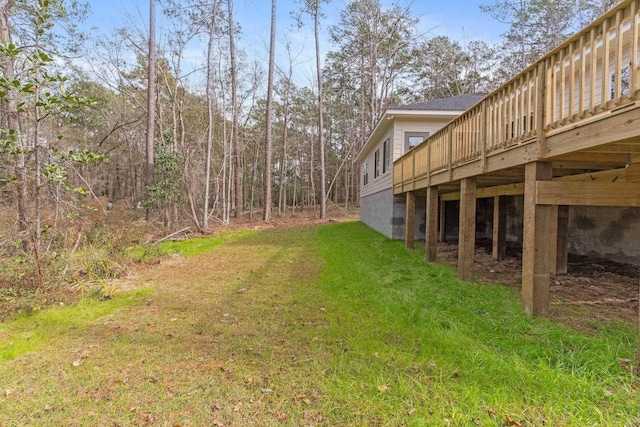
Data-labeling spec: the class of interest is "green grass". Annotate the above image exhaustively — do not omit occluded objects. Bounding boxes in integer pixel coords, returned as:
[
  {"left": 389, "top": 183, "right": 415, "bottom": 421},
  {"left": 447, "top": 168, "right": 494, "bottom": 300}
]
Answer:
[
  {"left": 0, "top": 288, "right": 151, "bottom": 361},
  {"left": 126, "top": 229, "right": 258, "bottom": 261},
  {"left": 316, "top": 222, "right": 639, "bottom": 425},
  {"left": 0, "top": 221, "right": 638, "bottom": 426},
  {"left": 159, "top": 229, "right": 259, "bottom": 258}
]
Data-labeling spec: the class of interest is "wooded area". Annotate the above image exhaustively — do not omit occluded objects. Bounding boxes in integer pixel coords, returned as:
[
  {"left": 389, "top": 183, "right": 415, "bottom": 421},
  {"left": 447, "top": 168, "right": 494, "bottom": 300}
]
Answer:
[{"left": 0, "top": 0, "right": 621, "bottom": 301}]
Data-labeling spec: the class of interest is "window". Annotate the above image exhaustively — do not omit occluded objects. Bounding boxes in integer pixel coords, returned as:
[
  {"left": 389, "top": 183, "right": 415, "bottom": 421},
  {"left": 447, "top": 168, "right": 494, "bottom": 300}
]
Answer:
[
  {"left": 404, "top": 132, "right": 429, "bottom": 152},
  {"left": 382, "top": 138, "right": 390, "bottom": 174},
  {"left": 374, "top": 149, "right": 381, "bottom": 178},
  {"left": 363, "top": 161, "right": 369, "bottom": 186}
]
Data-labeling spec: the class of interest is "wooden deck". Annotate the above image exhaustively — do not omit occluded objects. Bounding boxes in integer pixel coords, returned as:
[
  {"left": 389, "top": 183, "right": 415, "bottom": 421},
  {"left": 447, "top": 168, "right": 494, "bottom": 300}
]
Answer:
[{"left": 393, "top": 0, "right": 640, "bottom": 315}]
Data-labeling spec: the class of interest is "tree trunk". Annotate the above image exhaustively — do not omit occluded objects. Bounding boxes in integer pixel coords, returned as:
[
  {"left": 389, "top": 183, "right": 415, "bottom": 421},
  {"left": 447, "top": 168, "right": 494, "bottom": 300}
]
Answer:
[
  {"left": 263, "top": 0, "right": 276, "bottom": 222},
  {"left": 314, "top": 5, "right": 326, "bottom": 219},
  {"left": 34, "top": 102, "right": 41, "bottom": 248},
  {"left": 228, "top": 0, "right": 242, "bottom": 219},
  {"left": 0, "top": 0, "right": 29, "bottom": 249},
  {"left": 145, "top": 0, "right": 156, "bottom": 223},
  {"left": 203, "top": 1, "right": 217, "bottom": 232},
  {"left": 278, "top": 104, "right": 289, "bottom": 215},
  {"left": 249, "top": 136, "right": 260, "bottom": 220}
]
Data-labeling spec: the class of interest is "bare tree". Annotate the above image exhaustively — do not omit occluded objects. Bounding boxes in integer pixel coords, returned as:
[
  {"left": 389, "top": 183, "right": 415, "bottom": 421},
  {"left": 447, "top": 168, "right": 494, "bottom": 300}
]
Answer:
[
  {"left": 276, "top": 42, "right": 300, "bottom": 215},
  {"left": 481, "top": 0, "right": 580, "bottom": 81},
  {"left": 263, "top": 0, "right": 276, "bottom": 222},
  {"left": 298, "top": 0, "right": 330, "bottom": 219},
  {"left": 203, "top": 1, "right": 218, "bottom": 231},
  {"left": 0, "top": 0, "right": 29, "bottom": 248},
  {"left": 328, "top": 0, "right": 418, "bottom": 130},
  {"left": 228, "top": 0, "right": 242, "bottom": 219},
  {"left": 409, "top": 36, "right": 497, "bottom": 101},
  {"left": 576, "top": 0, "right": 621, "bottom": 27},
  {"left": 313, "top": 0, "right": 327, "bottom": 219},
  {"left": 145, "top": 0, "right": 156, "bottom": 222}
]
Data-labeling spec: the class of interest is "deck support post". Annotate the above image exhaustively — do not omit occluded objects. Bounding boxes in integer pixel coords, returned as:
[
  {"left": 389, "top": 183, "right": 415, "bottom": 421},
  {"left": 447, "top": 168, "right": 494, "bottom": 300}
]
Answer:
[
  {"left": 426, "top": 186, "right": 439, "bottom": 262},
  {"left": 548, "top": 204, "right": 559, "bottom": 274},
  {"left": 439, "top": 199, "right": 446, "bottom": 243},
  {"left": 522, "top": 162, "right": 554, "bottom": 315},
  {"left": 556, "top": 205, "right": 569, "bottom": 274},
  {"left": 458, "top": 177, "right": 476, "bottom": 281},
  {"left": 637, "top": 276, "right": 640, "bottom": 376},
  {"left": 492, "top": 196, "right": 507, "bottom": 260},
  {"left": 405, "top": 191, "right": 416, "bottom": 249}
]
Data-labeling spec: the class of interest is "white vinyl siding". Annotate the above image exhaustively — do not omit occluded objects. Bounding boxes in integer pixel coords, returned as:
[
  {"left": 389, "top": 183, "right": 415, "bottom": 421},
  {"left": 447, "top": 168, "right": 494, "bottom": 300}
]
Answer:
[
  {"left": 360, "top": 129, "right": 394, "bottom": 198},
  {"left": 360, "top": 115, "right": 462, "bottom": 198}
]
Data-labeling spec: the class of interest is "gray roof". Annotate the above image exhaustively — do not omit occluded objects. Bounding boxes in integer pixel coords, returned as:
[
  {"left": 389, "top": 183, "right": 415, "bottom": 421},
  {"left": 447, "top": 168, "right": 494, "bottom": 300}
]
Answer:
[{"left": 393, "top": 94, "right": 487, "bottom": 111}]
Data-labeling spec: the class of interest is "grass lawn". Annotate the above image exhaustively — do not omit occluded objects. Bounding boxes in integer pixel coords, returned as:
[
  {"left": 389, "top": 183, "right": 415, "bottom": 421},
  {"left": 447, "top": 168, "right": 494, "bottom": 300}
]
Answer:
[{"left": 0, "top": 221, "right": 638, "bottom": 426}]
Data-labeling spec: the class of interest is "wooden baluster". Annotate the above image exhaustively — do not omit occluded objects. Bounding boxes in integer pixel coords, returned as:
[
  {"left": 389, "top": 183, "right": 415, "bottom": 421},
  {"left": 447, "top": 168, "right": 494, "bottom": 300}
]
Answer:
[
  {"left": 490, "top": 102, "right": 496, "bottom": 150},
  {"left": 464, "top": 118, "right": 468, "bottom": 161},
  {"left": 559, "top": 48, "right": 567, "bottom": 124},
  {"left": 549, "top": 58, "right": 557, "bottom": 127},
  {"left": 536, "top": 61, "right": 548, "bottom": 158},
  {"left": 632, "top": 0, "right": 639, "bottom": 99},
  {"left": 427, "top": 132, "right": 431, "bottom": 186},
  {"left": 461, "top": 120, "right": 465, "bottom": 162},
  {"left": 510, "top": 83, "right": 515, "bottom": 143},
  {"left": 516, "top": 76, "right": 522, "bottom": 140},
  {"left": 614, "top": 9, "right": 624, "bottom": 104},
  {"left": 498, "top": 91, "right": 504, "bottom": 147},
  {"left": 465, "top": 117, "right": 470, "bottom": 160},
  {"left": 600, "top": 18, "right": 610, "bottom": 112},
  {"left": 590, "top": 27, "right": 598, "bottom": 113},
  {"left": 580, "top": 33, "right": 588, "bottom": 116},
  {"left": 569, "top": 42, "right": 576, "bottom": 120},
  {"left": 527, "top": 72, "right": 533, "bottom": 137},
  {"left": 459, "top": 120, "right": 464, "bottom": 162},
  {"left": 447, "top": 126, "right": 453, "bottom": 180},
  {"left": 480, "top": 105, "right": 487, "bottom": 165}
]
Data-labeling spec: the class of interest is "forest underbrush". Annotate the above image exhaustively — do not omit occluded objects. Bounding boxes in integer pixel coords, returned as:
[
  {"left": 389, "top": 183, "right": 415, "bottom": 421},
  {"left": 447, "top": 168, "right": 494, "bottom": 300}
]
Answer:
[{"left": 0, "top": 201, "right": 359, "bottom": 322}]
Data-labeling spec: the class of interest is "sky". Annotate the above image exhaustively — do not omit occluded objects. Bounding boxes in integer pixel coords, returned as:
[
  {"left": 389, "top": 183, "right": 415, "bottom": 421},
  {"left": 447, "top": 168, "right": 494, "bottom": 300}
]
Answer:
[{"left": 84, "top": 0, "right": 509, "bottom": 86}]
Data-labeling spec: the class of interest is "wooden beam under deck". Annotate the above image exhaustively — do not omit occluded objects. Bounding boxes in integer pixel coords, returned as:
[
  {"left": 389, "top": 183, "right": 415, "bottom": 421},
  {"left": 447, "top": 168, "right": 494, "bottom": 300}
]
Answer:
[
  {"left": 580, "top": 144, "right": 640, "bottom": 154},
  {"left": 535, "top": 182, "right": 640, "bottom": 206},
  {"left": 550, "top": 154, "right": 632, "bottom": 170},
  {"left": 441, "top": 183, "right": 524, "bottom": 202},
  {"left": 628, "top": 163, "right": 640, "bottom": 182},
  {"left": 439, "top": 167, "right": 633, "bottom": 202},
  {"left": 544, "top": 105, "right": 640, "bottom": 158}
]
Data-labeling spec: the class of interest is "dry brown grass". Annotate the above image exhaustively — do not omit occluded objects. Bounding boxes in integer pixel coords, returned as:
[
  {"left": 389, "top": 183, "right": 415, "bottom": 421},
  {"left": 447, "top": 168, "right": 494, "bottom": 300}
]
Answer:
[{"left": 0, "top": 225, "right": 334, "bottom": 426}]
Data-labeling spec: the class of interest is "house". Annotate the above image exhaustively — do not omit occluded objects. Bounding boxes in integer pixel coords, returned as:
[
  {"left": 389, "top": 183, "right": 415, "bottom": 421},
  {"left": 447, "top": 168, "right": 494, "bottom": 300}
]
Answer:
[
  {"left": 388, "top": 0, "right": 640, "bottom": 316},
  {"left": 356, "top": 94, "right": 486, "bottom": 240}
]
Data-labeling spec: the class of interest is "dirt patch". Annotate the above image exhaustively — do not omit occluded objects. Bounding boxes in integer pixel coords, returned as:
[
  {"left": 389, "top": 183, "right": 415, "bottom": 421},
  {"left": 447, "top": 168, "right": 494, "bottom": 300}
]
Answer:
[{"left": 435, "top": 239, "right": 640, "bottom": 330}]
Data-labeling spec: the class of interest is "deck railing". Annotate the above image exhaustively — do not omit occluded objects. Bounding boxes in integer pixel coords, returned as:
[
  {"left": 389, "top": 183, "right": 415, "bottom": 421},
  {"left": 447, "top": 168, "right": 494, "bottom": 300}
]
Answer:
[{"left": 394, "top": 0, "right": 640, "bottom": 193}]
